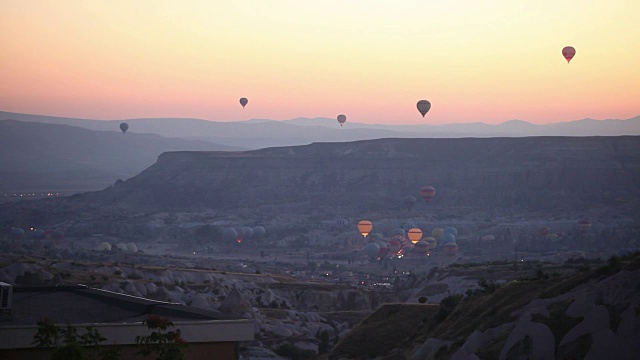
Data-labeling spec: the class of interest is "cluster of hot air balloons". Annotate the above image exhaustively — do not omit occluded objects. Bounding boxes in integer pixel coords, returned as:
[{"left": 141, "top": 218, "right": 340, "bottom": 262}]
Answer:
[
  {"left": 116, "top": 46, "right": 574, "bottom": 134},
  {"left": 223, "top": 226, "right": 266, "bottom": 244},
  {"left": 357, "top": 220, "right": 460, "bottom": 261},
  {"left": 232, "top": 97, "right": 433, "bottom": 129}
]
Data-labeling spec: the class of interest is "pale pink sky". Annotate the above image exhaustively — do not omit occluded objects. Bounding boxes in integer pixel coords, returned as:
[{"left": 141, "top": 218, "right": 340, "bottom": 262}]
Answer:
[{"left": 1, "top": 1, "right": 639, "bottom": 125}]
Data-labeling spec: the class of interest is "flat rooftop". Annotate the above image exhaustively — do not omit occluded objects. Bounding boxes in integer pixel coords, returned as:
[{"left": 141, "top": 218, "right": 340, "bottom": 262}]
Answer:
[{"left": 0, "top": 285, "right": 254, "bottom": 349}]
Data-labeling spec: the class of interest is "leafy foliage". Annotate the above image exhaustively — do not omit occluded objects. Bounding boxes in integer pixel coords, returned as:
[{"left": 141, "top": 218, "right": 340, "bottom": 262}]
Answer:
[
  {"left": 32, "top": 318, "right": 119, "bottom": 360},
  {"left": 135, "top": 315, "right": 188, "bottom": 360}
]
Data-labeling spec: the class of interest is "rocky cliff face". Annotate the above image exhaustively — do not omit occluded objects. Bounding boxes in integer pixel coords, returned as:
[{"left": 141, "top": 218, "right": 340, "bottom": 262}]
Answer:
[{"left": 78, "top": 137, "right": 639, "bottom": 218}]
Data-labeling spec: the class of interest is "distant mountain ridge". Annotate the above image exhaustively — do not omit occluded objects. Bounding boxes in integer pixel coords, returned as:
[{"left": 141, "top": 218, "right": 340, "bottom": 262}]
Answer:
[
  {"left": 1, "top": 111, "right": 639, "bottom": 150},
  {"left": 0, "top": 120, "right": 242, "bottom": 193}
]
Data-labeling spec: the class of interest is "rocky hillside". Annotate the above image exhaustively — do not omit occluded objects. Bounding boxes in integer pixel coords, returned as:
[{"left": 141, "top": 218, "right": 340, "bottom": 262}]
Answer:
[
  {"left": 71, "top": 136, "right": 639, "bottom": 219},
  {"left": 327, "top": 253, "right": 640, "bottom": 360}
]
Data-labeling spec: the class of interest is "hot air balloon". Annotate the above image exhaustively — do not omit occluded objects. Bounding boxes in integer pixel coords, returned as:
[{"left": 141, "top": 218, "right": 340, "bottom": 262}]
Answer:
[
  {"left": 424, "top": 237, "right": 437, "bottom": 250},
  {"left": 392, "top": 228, "right": 406, "bottom": 237},
  {"left": 443, "top": 243, "right": 459, "bottom": 255},
  {"left": 358, "top": 220, "right": 373, "bottom": 237},
  {"left": 95, "top": 242, "right": 112, "bottom": 251},
  {"left": 420, "top": 186, "right": 435, "bottom": 202},
  {"left": 235, "top": 227, "right": 247, "bottom": 243},
  {"left": 364, "top": 242, "right": 381, "bottom": 260},
  {"left": 432, "top": 228, "right": 444, "bottom": 241},
  {"left": 417, "top": 100, "right": 431, "bottom": 117},
  {"left": 31, "top": 229, "right": 45, "bottom": 239},
  {"left": 242, "top": 226, "right": 254, "bottom": 240},
  {"left": 253, "top": 226, "right": 266, "bottom": 239},
  {"left": 125, "top": 243, "right": 138, "bottom": 253},
  {"left": 388, "top": 239, "right": 402, "bottom": 254},
  {"left": 402, "top": 222, "right": 417, "bottom": 232},
  {"left": 408, "top": 228, "right": 423, "bottom": 244},
  {"left": 239, "top": 97, "right": 248, "bottom": 108},
  {"left": 562, "top": 46, "right": 576, "bottom": 63},
  {"left": 443, "top": 227, "right": 458, "bottom": 237},
  {"left": 443, "top": 233, "right": 456, "bottom": 244},
  {"left": 337, "top": 114, "right": 347, "bottom": 126},
  {"left": 413, "top": 239, "right": 430, "bottom": 255},
  {"left": 223, "top": 228, "right": 238, "bottom": 242},
  {"left": 119, "top": 123, "right": 129, "bottom": 134},
  {"left": 576, "top": 219, "right": 591, "bottom": 233}
]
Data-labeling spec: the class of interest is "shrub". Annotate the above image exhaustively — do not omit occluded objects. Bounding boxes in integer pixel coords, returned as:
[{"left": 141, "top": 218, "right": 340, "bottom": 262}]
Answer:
[{"left": 135, "top": 315, "right": 187, "bottom": 360}]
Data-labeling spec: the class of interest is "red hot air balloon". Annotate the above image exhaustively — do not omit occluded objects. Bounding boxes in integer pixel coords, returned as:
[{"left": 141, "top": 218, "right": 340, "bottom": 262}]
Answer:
[
  {"left": 420, "top": 186, "right": 435, "bottom": 202},
  {"left": 562, "top": 46, "right": 576, "bottom": 63}
]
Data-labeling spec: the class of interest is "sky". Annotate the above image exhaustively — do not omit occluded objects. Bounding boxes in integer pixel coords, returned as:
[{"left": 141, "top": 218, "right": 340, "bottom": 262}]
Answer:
[{"left": 1, "top": 1, "right": 639, "bottom": 125}]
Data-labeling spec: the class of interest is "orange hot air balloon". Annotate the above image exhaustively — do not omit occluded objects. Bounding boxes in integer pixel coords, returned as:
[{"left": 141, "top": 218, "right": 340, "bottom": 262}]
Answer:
[
  {"left": 562, "top": 46, "right": 576, "bottom": 63},
  {"left": 337, "top": 114, "right": 347, "bottom": 126},
  {"left": 358, "top": 220, "right": 373, "bottom": 237},
  {"left": 408, "top": 228, "right": 423, "bottom": 244},
  {"left": 420, "top": 186, "right": 435, "bottom": 202}
]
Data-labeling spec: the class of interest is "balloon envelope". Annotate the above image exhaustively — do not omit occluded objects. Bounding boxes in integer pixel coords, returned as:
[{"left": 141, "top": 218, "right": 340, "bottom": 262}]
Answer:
[
  {"left": 417, "top": 100, "right": 431, "bottom": 117},
  {"left": 402, "top": 222, "right": 416, "bottom": 232},
  {"left": 223, "top": 228, "right": 238, "bottom": 241},
  {"left": 577, "top": 219, "right": 592, "bottom": 233},
  {"left": 420, "top": 186, "right": 435, "bottom": 202},
  {"left": 119, "top": 123, "right": 129, "bottom": 134},
  {"left": 358, "top": 220, "right": 373, "bottom": 237},
  {"left": 443, "top": 233, "right": 456, "bottom": 244},
  {"left": 96, "top": 242, "right": 112, "bottom": 251},
  {"left": 443, "top": 243, "right": 459, "bottom": 255},
  {"left": 239, "top": 97, "right": 248, "bottom": 108},
  {"left": 444, "top": 227, "right": 458, "bottom": 237},
  {"left": 252, "top": 226, "right": 266, "bottom": 238},
  {"left": 413, "top": 239, "right": 430, "bottom": 255},
  {"left": 364, "top": 242, "right": 381, "bottom": 259},
  {"left": 392, "top": 228, "right": 406, "bottom": 237},
  {"left": 432, "top": 228, "right": 444, "bottom": 240},
  {"left": 408, "top": 228, "right": 423, "bottom": 244},
  {"left": 337, "top": 114, "right": 347, "bottom": 126},
  {"left": 424, "top": 237, "right": 437, "bottom": 250},
  {"left": 562, "top": 46, "right": 576, "bottom": 63}
]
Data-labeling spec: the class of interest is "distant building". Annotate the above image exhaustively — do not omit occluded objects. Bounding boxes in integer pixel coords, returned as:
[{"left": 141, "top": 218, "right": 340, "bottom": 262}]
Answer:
[{"left": 0, "top": 283, "right": 253, "bottom": 360}]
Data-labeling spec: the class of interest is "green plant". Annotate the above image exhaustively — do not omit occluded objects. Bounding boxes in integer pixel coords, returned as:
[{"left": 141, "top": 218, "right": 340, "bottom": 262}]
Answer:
[
  {"left": 32, "top": 318, "right": 119, "bottom": 360},
  {"left": 135, "top": 315, "right": 187, "bottom": 360},
  {"left": 418, "top": 296, "right": 428, "bottom": 304}
]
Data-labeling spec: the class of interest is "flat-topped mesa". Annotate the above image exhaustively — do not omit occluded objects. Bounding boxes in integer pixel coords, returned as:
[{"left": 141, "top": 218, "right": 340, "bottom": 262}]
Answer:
[{"left": 78, "top": 137, "right": 640, "bottom": 214}]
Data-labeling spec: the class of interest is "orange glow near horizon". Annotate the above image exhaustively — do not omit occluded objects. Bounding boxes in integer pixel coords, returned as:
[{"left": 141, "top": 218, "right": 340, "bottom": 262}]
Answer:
[{"left": 1, "top": 1, "right": 639, "bottom": 125}]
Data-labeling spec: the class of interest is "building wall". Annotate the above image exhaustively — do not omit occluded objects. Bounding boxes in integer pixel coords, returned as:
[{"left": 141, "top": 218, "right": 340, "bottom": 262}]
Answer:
[{"left": 0, "top": 341, "right": 238, "bottom": 360}]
